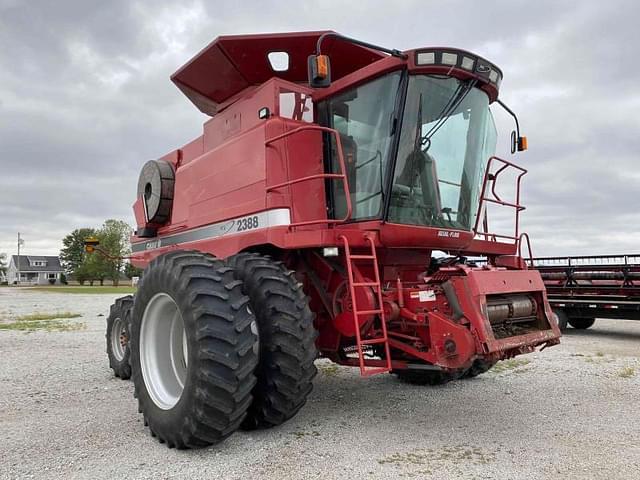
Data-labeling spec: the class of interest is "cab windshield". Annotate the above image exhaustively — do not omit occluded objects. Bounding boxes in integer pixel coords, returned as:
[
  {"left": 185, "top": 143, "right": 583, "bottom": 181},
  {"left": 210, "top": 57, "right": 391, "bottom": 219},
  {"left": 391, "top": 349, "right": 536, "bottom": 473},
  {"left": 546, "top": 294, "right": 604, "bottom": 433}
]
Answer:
[
  {"left": 320, "top": 73, "right": 497, "bottom": 231},
  {"left": 389, "top": 75, "right": 497, "bottom": 230}
]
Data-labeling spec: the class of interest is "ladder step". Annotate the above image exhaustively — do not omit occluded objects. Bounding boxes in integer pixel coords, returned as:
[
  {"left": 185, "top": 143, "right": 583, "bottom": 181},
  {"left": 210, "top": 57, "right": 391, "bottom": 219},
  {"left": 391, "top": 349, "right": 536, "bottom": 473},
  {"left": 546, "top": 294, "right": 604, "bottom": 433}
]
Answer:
[
  {"left": 349, "top": 255, "right": 375, "bottom": 260},
  {"left": 352, "top": 282, "right": 379, "bottom": 287},
  {"left": 360, "top": 338, "right": 388, "bottom": 345},
  {"left": 361, "top": 367, "right": 391, "bottom": 376},
  {"left": 355, "top": 309, "right": 383, "bottom": 315}
]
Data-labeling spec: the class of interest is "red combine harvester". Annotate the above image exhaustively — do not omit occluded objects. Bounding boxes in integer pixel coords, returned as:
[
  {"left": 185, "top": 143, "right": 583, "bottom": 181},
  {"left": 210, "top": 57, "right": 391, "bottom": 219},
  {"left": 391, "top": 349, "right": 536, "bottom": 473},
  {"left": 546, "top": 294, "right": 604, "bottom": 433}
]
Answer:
[
  {"left": 102, "top": 31, "right": 561, "bottom": 448},
  {"left": 533, "top": 254, "right": 640, "bottom": 330}
]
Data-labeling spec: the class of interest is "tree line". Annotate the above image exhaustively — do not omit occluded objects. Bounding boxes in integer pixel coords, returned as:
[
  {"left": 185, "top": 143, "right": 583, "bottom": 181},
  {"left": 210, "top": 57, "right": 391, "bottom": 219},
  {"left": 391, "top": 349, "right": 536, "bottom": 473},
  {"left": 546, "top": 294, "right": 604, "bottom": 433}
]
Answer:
[{"left": 60, "top": 219, "right": 141, "bottom": 286}]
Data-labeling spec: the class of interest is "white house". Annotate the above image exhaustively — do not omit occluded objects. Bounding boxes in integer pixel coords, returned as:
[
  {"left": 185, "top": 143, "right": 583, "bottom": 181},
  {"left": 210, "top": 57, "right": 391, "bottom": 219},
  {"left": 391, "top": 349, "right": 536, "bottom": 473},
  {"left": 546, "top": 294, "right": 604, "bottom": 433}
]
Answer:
[{"left": 7, "top": 256, "right": 64, "bottom": 285}]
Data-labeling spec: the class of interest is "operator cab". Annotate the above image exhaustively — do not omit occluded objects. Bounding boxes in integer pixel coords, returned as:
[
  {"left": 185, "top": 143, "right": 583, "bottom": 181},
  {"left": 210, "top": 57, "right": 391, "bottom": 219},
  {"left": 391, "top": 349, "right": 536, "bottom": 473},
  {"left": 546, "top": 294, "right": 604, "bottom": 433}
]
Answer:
[{"left": 315, "top": 46, "right": 507, "bottom": 237}]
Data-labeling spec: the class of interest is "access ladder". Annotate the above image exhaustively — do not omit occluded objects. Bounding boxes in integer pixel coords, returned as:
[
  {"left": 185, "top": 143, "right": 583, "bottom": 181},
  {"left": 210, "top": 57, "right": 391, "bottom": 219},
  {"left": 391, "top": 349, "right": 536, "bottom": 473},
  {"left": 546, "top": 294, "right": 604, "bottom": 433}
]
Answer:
[{"left": 338, "top": 234, "right": 392, "bottom": 376}]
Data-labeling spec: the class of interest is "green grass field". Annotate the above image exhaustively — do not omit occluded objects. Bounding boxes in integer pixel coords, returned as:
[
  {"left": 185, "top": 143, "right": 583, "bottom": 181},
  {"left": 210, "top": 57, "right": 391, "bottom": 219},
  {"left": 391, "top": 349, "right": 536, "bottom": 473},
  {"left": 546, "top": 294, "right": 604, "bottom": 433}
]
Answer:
[
  {"left": 0, "top": 311, "right": 85, "bottom": 332},
  {"left": 29, "top": 286, "right": 136, "bottom": 294}
]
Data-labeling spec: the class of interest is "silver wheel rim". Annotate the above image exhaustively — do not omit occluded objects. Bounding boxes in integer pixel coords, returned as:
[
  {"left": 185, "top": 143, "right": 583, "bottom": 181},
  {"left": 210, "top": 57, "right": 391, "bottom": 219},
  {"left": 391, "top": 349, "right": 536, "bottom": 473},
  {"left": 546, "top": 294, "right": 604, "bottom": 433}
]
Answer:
[
  {"left": 140, "top": 293, "right": 188, "bottom": 410},
  {"left": 111, "top": 317, "right": 126, "bottom": 361}
]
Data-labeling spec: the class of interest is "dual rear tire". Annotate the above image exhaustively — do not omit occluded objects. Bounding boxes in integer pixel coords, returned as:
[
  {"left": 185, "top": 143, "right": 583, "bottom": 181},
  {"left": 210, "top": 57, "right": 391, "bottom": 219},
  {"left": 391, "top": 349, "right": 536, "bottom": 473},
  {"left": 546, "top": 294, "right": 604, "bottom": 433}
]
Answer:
[
  {"left": 106, "top": 296, "right": 133, "bottom": 379},
  {"left": 130, "top": 251, "right": 258, "bottom": 448},
  {"left": 128, "top": 251, "right": 317, "bottom": 448},
  {"left": 229, "top": 253, "right": 317, "bottom": 429}
]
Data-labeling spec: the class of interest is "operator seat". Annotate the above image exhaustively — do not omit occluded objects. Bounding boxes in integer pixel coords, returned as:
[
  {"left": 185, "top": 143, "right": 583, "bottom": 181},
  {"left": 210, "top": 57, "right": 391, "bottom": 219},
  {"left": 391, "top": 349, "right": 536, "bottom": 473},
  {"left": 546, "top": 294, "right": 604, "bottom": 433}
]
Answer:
[
  {"left": 395, "top": 149, "right": 443, "bottom": 221},
  {"left": 333, "top": 133, "right": 357, "bottom": 218},
  {"left": 339, "top": 133, "right": 358, "bottom": 190}
]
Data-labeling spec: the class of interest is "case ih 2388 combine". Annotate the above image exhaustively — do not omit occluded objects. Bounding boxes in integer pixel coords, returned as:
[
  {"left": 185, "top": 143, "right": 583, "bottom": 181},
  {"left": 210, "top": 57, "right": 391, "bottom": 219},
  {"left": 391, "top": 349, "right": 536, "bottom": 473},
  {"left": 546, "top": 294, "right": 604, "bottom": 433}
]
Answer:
[{"left": 100, "top": 31, "right": 561, "bottom": 448}]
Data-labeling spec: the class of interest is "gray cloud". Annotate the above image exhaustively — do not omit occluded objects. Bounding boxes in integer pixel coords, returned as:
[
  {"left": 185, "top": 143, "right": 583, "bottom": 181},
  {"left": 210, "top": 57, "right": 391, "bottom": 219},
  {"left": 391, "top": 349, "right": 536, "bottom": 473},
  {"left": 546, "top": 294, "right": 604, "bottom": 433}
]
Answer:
[{"left": 1, "top": 0, "right": 639, "bottom": 258}]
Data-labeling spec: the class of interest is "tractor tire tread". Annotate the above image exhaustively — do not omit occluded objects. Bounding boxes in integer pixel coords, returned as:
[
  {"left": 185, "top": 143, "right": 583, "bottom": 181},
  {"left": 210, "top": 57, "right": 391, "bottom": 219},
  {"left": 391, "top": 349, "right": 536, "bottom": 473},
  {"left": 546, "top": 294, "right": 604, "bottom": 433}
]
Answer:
[
  {"left": 229, "top": 252, "right": 318, "bottom": 430},
  {"left": 106, "top": 295, "right": 134, "bottom": 379},
  {"left": 463, "top": 359, "right": 497, "bottom": 378},
  {"left": 130, "top": 250, "right": 258, "bottom": 449}
]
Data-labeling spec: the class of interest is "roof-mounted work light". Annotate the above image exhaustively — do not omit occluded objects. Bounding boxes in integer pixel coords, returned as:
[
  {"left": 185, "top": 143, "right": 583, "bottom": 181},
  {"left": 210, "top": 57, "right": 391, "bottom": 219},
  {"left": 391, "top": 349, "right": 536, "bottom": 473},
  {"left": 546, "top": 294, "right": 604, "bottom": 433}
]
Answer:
[{"left": 415, "top": 49, "right": 503, "bottom": 89}]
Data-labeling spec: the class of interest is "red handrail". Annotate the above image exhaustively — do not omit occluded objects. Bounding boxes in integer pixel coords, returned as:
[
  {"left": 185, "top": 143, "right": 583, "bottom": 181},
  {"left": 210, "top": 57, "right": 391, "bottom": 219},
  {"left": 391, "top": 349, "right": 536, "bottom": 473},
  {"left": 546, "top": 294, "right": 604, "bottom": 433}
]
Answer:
[
  {"left": 473, "top": 156, "right": 527, "bottom": 245},
  {"left": 265, "top": 125, "right": 353, "bottom": 228},
  {"left": 518, "top": 232, "right": 534, "bottom": 266}
]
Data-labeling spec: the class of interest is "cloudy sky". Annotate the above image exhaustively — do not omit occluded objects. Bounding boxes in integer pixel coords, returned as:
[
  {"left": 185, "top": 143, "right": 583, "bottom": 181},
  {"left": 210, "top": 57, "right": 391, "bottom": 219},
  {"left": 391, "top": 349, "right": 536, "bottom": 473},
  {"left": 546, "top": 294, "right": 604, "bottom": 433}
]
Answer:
[{"left": 1, "top": 0, "right": 639, "bottom": 259}]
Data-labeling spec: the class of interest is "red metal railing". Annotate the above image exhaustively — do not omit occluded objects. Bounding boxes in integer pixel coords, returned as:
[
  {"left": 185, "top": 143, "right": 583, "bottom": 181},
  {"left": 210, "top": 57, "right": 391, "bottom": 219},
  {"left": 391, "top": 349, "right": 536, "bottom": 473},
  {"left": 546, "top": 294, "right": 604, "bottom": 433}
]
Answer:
[
  {"left": 473, "top": 156, "right": 528, "bottom": 246},
  {"left": 517, "top": 232, "right": 534, "bottom": 265},
  {"left": 265, "top": 125, "right": 353, "bottom": 228}
]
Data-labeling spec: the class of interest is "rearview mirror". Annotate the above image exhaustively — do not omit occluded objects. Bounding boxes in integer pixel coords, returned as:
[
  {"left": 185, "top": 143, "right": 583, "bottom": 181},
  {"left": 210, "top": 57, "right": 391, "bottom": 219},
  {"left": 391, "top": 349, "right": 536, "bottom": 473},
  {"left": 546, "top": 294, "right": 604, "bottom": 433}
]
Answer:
[
  {"left": 307, "top": 54, "right": 331, "bottom": 88},
  {"left": 510, "top": 130, "right": 528, "bottom": 153}
]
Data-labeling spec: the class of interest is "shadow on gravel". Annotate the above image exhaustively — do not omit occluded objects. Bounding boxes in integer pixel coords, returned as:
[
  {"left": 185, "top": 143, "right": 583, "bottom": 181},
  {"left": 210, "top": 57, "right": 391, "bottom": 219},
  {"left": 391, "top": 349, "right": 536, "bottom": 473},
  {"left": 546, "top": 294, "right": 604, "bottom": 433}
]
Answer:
[{"left": 562, "top": 326, "right": 640, "bottom": 342}]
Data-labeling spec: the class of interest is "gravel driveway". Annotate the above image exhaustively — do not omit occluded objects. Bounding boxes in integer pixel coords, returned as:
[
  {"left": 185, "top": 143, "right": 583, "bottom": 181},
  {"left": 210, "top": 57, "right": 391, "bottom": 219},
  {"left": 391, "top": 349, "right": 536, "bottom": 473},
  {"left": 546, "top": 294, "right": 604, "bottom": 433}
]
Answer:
[{"left": 1, "top": 287, "right": 639, "bottom": 479}]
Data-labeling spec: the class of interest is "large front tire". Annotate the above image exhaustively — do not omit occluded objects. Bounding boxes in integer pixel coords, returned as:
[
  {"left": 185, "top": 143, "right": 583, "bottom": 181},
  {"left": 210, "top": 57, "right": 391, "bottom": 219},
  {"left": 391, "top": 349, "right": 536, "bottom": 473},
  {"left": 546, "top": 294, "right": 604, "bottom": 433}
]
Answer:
[
  {"left": 229, "top": 253, "right": 317, "bottom": 430},
  {"left": 130, "top": 250, "right": 259, "bottom": 448},
  {"left": 463, "top": 359, "right": 496, "bottom": 378}
]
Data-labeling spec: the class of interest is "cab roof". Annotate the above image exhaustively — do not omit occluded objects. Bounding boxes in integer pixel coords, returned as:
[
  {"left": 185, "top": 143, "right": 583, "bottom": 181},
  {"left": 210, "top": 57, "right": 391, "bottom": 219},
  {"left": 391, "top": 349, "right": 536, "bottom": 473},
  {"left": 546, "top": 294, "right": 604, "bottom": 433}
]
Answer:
[{"left": 171, "top": 31, "right": 386, "bottom": 116}]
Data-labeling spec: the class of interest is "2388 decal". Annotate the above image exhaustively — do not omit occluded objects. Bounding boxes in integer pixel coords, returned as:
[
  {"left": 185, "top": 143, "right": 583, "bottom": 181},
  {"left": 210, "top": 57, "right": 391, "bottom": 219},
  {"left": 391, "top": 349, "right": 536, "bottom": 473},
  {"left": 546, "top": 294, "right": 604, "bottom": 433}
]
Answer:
[{"left": 236, "top": 215, "right": 259, "bottom": 231}]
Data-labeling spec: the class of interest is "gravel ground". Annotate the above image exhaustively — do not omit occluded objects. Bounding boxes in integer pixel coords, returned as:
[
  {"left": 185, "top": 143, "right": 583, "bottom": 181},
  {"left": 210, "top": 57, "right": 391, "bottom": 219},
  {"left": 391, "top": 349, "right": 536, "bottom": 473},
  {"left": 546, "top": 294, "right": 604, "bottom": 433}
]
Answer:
[{"left": 1, "top": 287, "right": 639, "bottom": 480}]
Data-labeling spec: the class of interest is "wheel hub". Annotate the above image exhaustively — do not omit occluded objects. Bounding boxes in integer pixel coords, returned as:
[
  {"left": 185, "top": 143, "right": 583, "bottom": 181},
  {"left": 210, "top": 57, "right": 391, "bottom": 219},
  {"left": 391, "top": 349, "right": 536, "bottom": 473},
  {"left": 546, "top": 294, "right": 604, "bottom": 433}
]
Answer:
[
  {"left": 111, "top": 317, "right": 127, "bottom": 362},
  {"left": 140, "top": 293, "right": 189, "bottom": 410}
]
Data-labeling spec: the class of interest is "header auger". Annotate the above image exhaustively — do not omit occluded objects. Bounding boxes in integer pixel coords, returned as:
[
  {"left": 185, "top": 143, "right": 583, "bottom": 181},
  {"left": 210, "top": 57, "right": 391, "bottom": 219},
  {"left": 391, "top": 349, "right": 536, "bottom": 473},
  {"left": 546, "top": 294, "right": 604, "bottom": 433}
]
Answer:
[{"left": 102, "top": 31, "right": 560, "bottom": 448}]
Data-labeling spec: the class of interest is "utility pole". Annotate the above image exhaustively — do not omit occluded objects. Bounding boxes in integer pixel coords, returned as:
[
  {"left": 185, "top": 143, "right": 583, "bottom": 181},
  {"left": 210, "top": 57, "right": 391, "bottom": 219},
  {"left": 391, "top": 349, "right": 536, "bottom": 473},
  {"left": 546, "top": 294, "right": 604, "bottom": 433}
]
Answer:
[{"left": 17, "top": 232, "right": 23, "bottom": 285}]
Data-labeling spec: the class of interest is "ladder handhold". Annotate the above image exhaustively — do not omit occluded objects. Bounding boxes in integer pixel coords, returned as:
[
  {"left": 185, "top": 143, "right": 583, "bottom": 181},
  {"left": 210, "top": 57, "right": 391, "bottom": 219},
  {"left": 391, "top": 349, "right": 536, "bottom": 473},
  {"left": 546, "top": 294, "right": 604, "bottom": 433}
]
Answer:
[
  {"left": 361, "top": 338, "right": 387, "bottom": 345},
  {"left": 355, "top": 309, "right": 383, "bottom": 315},
  {"left": 349, "top": 255, "right": 376, "bottom": 260},
  {"left": 352, "top": 282, "right": 379, "bottom": 287}
]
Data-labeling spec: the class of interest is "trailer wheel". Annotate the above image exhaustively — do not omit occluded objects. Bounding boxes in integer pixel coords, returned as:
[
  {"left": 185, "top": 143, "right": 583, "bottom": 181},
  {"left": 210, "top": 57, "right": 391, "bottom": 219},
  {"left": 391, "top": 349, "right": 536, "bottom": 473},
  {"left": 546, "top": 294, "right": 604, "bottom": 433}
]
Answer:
[
  {"left": 463, "top": 359, "right": 496, "bottom": 378},
  {"left": 130, "top": 250, "right": 259, "bottom": 448},
  {"left": 568, "top": 317, "right": 596, "bottom": 329},
  {"left": 394, "top": 368, "right": 464, "bottom": 386},
  {"left": 106, "top": 295, "right": 134, "bottom": 379},
  {"left": 553, "top": 309, "right": 569, "bottom": 331},
  {"left": 229, "top": 252, "right": 317, "bottom": 430}
]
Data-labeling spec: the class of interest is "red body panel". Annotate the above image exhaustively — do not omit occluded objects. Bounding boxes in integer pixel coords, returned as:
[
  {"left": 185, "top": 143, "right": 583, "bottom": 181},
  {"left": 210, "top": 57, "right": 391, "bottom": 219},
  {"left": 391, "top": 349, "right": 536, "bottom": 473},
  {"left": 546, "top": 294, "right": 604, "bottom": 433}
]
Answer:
[{"left": 171, "top": 31, "right": 385, "bottom": 115}]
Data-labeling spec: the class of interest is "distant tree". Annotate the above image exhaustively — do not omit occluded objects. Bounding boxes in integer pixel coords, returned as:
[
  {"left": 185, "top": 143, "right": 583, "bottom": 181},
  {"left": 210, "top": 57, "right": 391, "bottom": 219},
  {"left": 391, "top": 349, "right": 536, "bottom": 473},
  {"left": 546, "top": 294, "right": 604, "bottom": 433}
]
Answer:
[
  {"left": 0, "top": 253, "right": 7, "bottom": 277},
  {"left": 74, "top": 261, "right": 90, "bottom": 285},
  {"left": 124, "top": 262, "right": 143, "bottom": 279},
  {"left": 98, "top": 219, "right": 133, "bottom": 286},
  {"left": 61, "top": 222, "right": 132, "bottom": 286},
  {"left": 60, "top": 228, "right": 97, "bottom": 276},
  {"left": 72, "top": 253, "right": 104, "bottom": 286},
  {"left": 84, "top": 248, "right": 109, "bottom": 286}
]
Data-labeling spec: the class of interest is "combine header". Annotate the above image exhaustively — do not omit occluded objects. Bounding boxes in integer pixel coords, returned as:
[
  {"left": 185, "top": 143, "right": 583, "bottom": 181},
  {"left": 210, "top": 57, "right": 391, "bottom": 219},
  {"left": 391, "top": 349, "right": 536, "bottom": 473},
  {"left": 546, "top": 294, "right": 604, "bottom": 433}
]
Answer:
[
  {"left": 534, "top": 254, "right": 640, "bottom": 330},
  {"left": 101, "top": 31, "right": 560, "bottom": 448}
]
